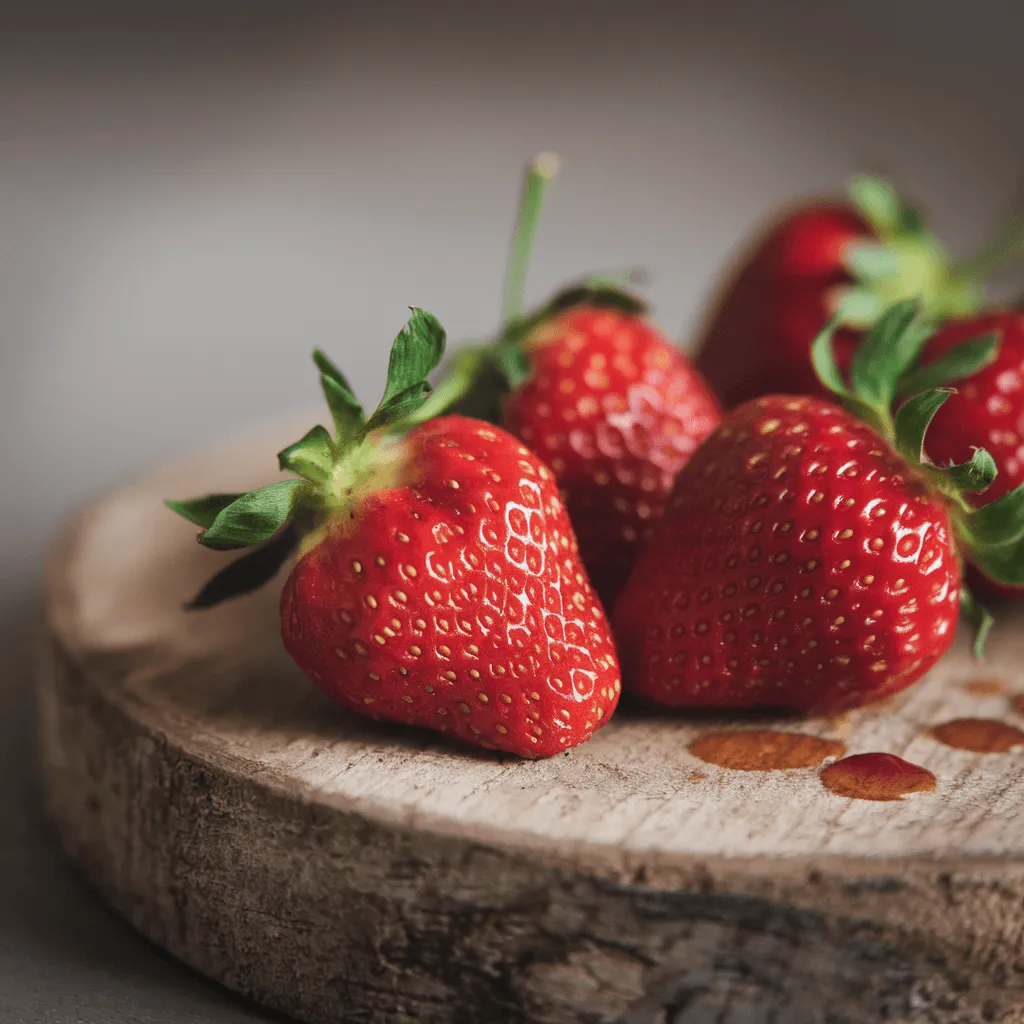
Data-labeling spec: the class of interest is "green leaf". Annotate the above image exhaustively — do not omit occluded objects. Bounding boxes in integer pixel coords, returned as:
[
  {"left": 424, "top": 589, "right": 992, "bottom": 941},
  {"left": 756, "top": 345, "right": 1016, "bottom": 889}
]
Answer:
[
  {"left": 364, "top": 381, "right": 432, "bottom": 432},
  {"left": 810, "top": 315, "right": 885, "bottom": 431},
  {"left": 810, "top": 316, "right": 850, "bottom": 396},
  {"left": 187, "top": 524, "right": 300, "bottom": 609},
  {"left": 968, "top": 539, "right": 1024, "bottom": 588},
  {"left": 959, "top": 585, "right": 994, "bottom": 660},
  {"left": 313, "top": 348, "right": 357, "bottom": 393},
  {"left": 278, "top": 425, "right": 334, "bottom": 484},
  {"left": 835, "top": 287, "right": 886, "bottom": 329},
  {"left": 492, "top": 345, "right": 532, "bottom": 390},
  {"left": 313, "top": 349, "right": 364, "bottom": 443},
  {"left": 379, "top": 308, "right": 446, "bottom": 408},
  {"left": 583, "top": 268, "right": 647, "bottom": 291},
  {"left": 893, "top": 388, "right": 951, "bottom": 464},
  {"left": 849, "top": 299, "right": 920, "bottom": 408},
  {"left": 964, "top": 479, "right": 1024, "bottom": 550},
  {"left": 546, "top": 283, "right": 648, "bottom": 318},
  {"left": 896, "top": 332, "right": 999, "bottom": 397},
  {"left": 848, "top": 175, "right": 902, "bottom": 237},
  {"left": 165, "top": 493, "right": 246, "bottom": 530},
  {"left": 842, "top": 242, "right": 900, "bottom": 282},
  {"left": 944, "top": 447, "right": 998, "bottom": 494},
  {"left": 198, "top": 479, "right": 305, "bottom": 550}
]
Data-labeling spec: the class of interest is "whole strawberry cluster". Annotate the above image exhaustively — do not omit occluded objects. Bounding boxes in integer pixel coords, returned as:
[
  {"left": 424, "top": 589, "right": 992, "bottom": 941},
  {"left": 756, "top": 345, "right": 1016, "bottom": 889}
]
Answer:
[{"left": 170, "top": 157, "right": 1024, "bottom": 758}]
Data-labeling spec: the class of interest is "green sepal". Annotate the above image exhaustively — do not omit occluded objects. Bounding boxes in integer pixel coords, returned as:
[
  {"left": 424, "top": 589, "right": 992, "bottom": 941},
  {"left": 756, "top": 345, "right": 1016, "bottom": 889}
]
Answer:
[
  {"left": 165, "top": 493, "right": 247, "bottom": 530},
  {"left": 893, "top": 388, "right": 951, "bottom": 464},
  {"left": 966, "top": 538, "right": 1024, "bottom": 588},
  {"left": 848, "top": 174, "right": 903, "bottom": 237},
  {"left": 546, "top": 282, "right": 647, "bottom": 318},
  {"left": 313, "top": 348, "right": 364, "bottom": 443},
  {"left": 313, "top": 348, "right": 357, "bottom": 395},
  {"left": 959, "top": 586, "right": 994, "bottom": 660},
  {"left": 809, "top": 316, "right": 888, "bottom": 434},
  {"left": 842, "top": 242, "right": 900, "bottom": 282},
  {"left": 378, "top": 308, "right": 446, "bottom": 409},
  {"left": 962, "top": 479, "right": 1024, "bottom": 551},
  {"left": 896, "top": 332, "right": 999, "bottom": 397},
  {"left": 187, "top": 524, "right": 300, "bottom": 609},
  {"left": 364, "top": 381, "right": 432, "bottom": 433},
  {"left": 583, "top": 268, "right": 647, "bottom": 291},
  {"left": 849, "top": 299, "right": 922, "bottom": 409},
  {"left": 277, "top": 425, "right": 334, "bottom": 484},
  {"left": 835, "top": 287, "right": 886, "bottom": 329},
  {"left": 945, "top": 448, "right": 998, "bottom": 494},
  {"left": 197, "top": 479, "right": 306, "bottom": 550},
  {"left": 491, "top": 345, "right": 531, "bottom": 390}
]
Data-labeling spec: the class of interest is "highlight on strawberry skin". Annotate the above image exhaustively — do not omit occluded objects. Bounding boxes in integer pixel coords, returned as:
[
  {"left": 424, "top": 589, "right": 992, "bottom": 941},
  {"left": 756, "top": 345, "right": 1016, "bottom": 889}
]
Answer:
[
  {"left": 166, "top": 309, "right": 622, "bottom": 759},
  {"left": 613, "top": 300, "right": 1024, "bottom": 714}
]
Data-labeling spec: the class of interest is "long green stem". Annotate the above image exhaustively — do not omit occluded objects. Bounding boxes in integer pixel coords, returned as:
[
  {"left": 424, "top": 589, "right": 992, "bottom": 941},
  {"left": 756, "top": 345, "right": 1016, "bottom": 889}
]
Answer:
[{"left": 502, "top": 152, "right": 560, "bottom": 327}]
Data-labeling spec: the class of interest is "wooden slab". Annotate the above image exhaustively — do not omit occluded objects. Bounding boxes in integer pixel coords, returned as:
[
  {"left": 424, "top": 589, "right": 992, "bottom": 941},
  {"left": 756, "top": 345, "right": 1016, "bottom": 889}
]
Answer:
[{"left": 37, "top": 418, "right": 1024, "bottom": 1024}]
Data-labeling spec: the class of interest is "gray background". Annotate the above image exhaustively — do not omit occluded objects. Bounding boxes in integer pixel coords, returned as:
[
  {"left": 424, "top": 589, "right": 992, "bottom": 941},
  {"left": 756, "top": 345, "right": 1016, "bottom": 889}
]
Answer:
[{"left": 2, "top": 2, "right": 1022, "bottom": 1020}]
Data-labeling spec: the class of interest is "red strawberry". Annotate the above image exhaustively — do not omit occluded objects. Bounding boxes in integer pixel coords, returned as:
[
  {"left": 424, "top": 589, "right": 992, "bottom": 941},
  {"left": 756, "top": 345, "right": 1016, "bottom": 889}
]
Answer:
[
  {"left": 425, "top": 156, "right": 721, "bottom": 605},
  {"left": 167, "top": 310, "right": 620, "bottom": 758},
  {"left": 919, "top": 311, "right": 1024, "bottom": 596},
  {"left": 695, "top": 177, "right": 998, "bottom": 409},
  {"left": 614, "top": 301, "right": 1024, "bottom": 714}
]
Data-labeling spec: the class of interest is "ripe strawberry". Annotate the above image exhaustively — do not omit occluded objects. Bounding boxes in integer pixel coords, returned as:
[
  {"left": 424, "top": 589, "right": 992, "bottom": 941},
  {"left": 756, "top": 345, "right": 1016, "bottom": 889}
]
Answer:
[
  {"left": 614, "top": 301, "right": 1024, "bottom": 714},
  {"left": 167, "top": 309, "right": 621, "bottom": 758},
  {"left": 695, "top": 176, "right": 1003, "bottom": 409},
  {"left": 918, "top": 312, "right": 1024, "bottom": 596},
  {"left": 426, "top": 155, "right": 720, "bottom": 605}
]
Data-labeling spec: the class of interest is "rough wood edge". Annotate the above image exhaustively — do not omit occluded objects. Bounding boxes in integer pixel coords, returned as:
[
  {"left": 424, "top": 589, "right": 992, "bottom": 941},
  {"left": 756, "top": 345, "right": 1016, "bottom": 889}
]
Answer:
[{"left": 37, "top": 618, "right": 1024, "bottom": 1024}]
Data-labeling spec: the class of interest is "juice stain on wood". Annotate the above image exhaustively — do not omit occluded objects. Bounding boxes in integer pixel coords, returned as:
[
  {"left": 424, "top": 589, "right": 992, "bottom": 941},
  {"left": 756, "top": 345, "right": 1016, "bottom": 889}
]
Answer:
[
  {"left": 689, "top": 730, "right": 845, "bottom": 771},
  {"left": 819, "top": 752, "right": 936, "bottom": 802},
  {"left": 963, "top": 678, "right": 1008, "bottom": 697},
  {"left": 930, "top": 718, "right": 1024, "bottom": 753}
]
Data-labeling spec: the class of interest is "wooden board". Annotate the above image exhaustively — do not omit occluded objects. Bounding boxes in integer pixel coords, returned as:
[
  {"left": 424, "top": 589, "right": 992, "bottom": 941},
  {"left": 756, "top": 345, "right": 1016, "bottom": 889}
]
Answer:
[{"left": 37, "top": 417, "right": 1024, "bottom": 1024}]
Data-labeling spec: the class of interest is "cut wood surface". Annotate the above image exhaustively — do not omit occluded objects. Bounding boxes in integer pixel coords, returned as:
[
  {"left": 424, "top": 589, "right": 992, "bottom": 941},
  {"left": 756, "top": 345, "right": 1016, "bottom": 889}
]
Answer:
[{"left": 37, "top": 416, "right": 1024, "bottom": 1024}]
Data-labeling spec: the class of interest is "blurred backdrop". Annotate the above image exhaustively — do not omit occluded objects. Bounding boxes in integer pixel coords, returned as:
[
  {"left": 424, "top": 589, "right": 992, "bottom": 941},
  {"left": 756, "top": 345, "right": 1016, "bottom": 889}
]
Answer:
[{"left": 2, "top": 2, "right": 1022, "bottom": 1020}]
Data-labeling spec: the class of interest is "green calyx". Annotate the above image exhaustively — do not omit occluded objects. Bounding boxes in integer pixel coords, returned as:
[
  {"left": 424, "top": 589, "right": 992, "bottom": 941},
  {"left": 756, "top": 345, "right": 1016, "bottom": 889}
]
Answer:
[
  {"left": 165, "top": 308, "right": 447, "bottom": 607},
  {"left": 416, "top": 153, "right": 649, "bottom": 425},
  {"left": 813, "top": 300, "right": 1024, "bottom": 654},
  {"left": 840, "top": 175, "right": 983, "bottom": 331}
]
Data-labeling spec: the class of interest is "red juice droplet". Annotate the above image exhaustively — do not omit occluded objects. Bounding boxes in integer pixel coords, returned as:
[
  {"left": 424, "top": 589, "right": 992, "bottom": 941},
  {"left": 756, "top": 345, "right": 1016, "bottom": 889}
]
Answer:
[
  {"left": 820, "top": 752, "right": 936, "bottom": 802},
  {"left": 930, "top": 718, "right": 1024, "bottom": 753},
  {"left": 963, "top": 678, "right": 1008, "bottom": 698},
  {"left": 689, "top": 730, "right": 846, "bottom": 771}
]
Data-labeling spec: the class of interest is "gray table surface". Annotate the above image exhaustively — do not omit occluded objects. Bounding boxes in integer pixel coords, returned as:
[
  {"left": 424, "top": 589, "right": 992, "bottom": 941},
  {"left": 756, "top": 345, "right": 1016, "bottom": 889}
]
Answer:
[{"left": 3, "top": 2, "right": 1022, "bottom": 1020}]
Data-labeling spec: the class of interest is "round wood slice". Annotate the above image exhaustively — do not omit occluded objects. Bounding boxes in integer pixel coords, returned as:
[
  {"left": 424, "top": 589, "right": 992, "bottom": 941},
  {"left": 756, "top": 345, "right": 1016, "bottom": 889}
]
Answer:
[{"left": 37, "top": 417, "right": 1024, "bottom": 1024}]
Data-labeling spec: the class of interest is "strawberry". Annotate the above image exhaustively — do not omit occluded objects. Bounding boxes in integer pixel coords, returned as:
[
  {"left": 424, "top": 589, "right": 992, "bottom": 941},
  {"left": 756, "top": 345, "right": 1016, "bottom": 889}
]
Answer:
[
  {"left": 424, "top": 155, "right": 721, "bottom": 606},
  {"left": 167, "top": 309, "right": 621, "bottom": 758},
  {"left": 917, "top": 312, "right": 1024, "bottom": 596},
  {"left": 694, "top": 176, "right": 1016, "bottom": 409},
  {"left": 614, "top": 301, "right": 1024, "bottom": 714}
]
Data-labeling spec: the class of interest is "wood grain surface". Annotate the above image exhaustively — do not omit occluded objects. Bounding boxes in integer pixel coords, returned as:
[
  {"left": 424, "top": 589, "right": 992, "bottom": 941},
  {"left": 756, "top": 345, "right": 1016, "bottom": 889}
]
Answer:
[{"left": 37, "top": 418, "right": 1024, "bottom": 1023}]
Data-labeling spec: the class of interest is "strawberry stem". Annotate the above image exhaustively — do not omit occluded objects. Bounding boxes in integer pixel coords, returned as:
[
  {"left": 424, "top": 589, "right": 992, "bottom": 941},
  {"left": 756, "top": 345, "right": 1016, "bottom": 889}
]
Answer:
[{"left": 502, "top": 152, "right": 560, "bottom": 327}]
